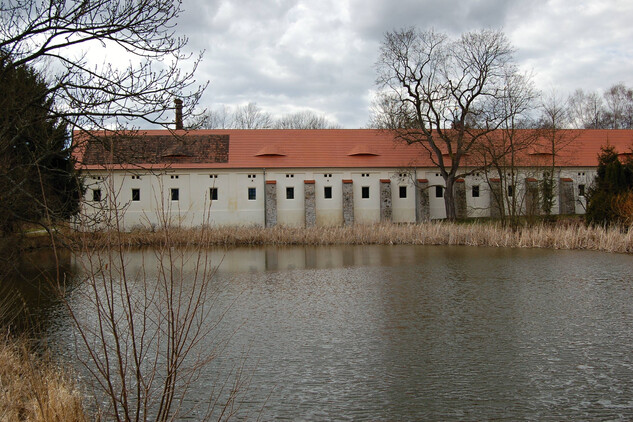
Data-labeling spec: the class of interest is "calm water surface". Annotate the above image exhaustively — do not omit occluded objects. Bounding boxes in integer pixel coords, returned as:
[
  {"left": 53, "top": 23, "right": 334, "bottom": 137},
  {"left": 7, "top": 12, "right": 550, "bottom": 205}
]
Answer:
[{"left": 10, "top": 245, "right": 633, "bottom": 420}]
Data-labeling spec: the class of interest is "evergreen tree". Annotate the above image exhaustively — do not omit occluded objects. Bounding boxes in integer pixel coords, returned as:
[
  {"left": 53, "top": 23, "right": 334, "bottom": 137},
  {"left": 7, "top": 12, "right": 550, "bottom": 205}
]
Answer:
[
  {"left": 0, "top": 54, "right": 81, "bottom": 234},
  {"left": 585, "top": 145, "right": 633, "bottom": 226}
]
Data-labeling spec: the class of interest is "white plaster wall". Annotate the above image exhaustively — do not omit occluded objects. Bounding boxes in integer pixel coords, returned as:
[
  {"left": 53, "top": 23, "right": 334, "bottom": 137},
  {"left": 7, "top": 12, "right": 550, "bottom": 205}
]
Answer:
[
  {"left": 351, "top": 172, "right": 379, "bottom": 224},
  {"left": 568, "top": 168, "right": 594, "bottom": 215},
  {"left": 465, "top": 172, "right": 489, "bottom": 218},
  {"left": 421, "top": 171, "right": 447, "bottom": 219},
  {"left": 78, "top": 165, "right": 593, "bottom": 230},
  {"left": 391, "top": 175, "right": 416, "bottom": 223},
  {"left": 273, "top": 170, "right": 305, "bottom": 227},
  {"left": 314, "top": 171, "right": 343, "bottom": 226}
]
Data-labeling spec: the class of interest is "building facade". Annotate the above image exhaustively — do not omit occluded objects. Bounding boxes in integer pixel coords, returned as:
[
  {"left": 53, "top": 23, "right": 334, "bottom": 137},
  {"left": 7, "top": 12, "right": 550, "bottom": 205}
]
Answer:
[{"left": 75, "top": 129, "right": 632, "bottom": 230}]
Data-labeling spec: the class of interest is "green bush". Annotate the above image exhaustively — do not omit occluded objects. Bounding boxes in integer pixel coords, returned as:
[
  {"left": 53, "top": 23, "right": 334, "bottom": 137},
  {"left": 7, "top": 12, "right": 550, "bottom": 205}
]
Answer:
[{"left": 586, "top": 145, "right": 633, "bottom": 226}]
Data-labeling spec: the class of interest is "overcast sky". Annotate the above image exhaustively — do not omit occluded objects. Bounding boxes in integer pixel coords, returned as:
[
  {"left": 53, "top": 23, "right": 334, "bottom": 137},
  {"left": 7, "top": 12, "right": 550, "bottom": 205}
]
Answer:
[{"left": 177, "top": 0, "right": 633, "bottom": 128}]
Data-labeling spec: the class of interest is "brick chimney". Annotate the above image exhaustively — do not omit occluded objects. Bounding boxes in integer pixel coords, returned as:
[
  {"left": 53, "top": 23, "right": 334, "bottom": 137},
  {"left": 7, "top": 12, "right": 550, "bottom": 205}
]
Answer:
[{"left": 174, "top": 98, "right": 183, "bottom": 130}]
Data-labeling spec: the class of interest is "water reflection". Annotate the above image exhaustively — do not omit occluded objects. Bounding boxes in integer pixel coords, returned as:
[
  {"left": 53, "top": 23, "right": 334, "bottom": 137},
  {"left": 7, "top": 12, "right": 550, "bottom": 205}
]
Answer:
[
  {"left": 0, "top": 249, "right": 77, "bottom": 334},
  {"left": 184, "top": 244, "right": 439, "bottom": 273},
  {"left": 6, "top": 245, "right": 633, "bottom": 420}
]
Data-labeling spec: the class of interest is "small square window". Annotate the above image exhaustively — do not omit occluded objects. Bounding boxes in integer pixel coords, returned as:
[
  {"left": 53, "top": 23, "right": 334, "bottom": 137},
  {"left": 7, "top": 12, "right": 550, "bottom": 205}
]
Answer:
[
  {"left": 248, "top": 187, "right": 256, "bottom": 200},
  {"left": 399, "top": 186, "right": 407, "bottom": 199},
  {"left": 578, "top": 184, "right": 585, "bottom": 197},
  {"left": 132, "top": 188, "right": 140, "bottom": 201},
  {"left": 435, "top": 185, "right": 443, "bottom": 198},
  {"left": 92, "top": 189, "right": 102, "bottom": 202},
  {"left": 170, "top": 175, "right": 179, "bottom": 179},
  {"left": 472, "top": 185, "right": 480, "bottom": 198},
  {"left": 324, "top": 186, "right": 332, "bottom": 199},
  {"left": 362, "top": 186, "right": 370, "bottom": 199},
  {"left": 210, "top": 187, "right": 218, "bottom": 201},
  {"left": 286, "top": 187, "right": 294, "bottom": 200},
  {"left": 170, "top": 188, "right": 179, "bottom": 201}
]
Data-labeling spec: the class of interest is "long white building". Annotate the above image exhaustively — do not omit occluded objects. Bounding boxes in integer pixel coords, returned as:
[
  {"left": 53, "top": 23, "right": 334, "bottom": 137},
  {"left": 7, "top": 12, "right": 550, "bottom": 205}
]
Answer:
[{"left": 74, "top": 129, "right": 633, "bottom": 230}]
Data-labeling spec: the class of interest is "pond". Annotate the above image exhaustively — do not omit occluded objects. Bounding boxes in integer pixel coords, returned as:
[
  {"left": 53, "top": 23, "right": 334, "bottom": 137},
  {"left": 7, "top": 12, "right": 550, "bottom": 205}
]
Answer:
[{"left": 7, "top": 245, "right": 633, "bottom": 420}]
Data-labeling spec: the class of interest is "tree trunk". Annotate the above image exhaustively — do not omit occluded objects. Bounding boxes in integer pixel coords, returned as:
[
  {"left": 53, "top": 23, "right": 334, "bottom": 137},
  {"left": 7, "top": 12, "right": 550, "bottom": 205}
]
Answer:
[{"left": 444, "top": 176, "right": 457, "bottom": 220}]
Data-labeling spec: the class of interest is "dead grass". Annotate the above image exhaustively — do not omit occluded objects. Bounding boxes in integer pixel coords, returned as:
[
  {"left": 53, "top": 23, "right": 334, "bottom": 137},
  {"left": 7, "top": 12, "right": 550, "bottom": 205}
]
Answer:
[
  {"left": 72, "top": 221, "right": 633, "bottom": 254},
  {"left": 0, "top": 338, "right": 89, "bottom": 422}
]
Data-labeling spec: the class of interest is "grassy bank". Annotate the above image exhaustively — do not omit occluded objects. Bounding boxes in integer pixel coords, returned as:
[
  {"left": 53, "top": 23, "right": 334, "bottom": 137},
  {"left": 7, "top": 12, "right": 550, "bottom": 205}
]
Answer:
[
  {"left": 0, "top": 337, "right": 87, "bottom": 422},
  {"left": 73, "top": 221, "right": 633, "bottom": 254}
]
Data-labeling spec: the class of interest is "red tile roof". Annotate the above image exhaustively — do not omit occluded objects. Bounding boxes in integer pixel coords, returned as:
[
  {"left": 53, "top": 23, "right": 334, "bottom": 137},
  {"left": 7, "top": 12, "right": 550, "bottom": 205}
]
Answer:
[{"left": 75, "top": 129, "right": 633, "bottom": 170}]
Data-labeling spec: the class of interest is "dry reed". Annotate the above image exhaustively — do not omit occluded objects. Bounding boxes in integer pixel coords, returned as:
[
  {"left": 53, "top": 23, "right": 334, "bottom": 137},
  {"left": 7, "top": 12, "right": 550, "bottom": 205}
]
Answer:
[
  {"left": 73, "top": 221, "right": 633, "bottom": 254},
  {"left": 0, "top": 338, "right": 88, "bottom": 422}
]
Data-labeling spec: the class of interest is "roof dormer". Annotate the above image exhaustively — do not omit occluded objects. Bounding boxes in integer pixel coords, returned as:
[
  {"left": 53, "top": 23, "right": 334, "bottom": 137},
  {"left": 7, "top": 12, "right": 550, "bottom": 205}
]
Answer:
[
  {"left": 255, "top": 145, "right": 286, "bottom": 156},
  {"left": 347, "top": 145, "right": 379, "bottom": 156}
]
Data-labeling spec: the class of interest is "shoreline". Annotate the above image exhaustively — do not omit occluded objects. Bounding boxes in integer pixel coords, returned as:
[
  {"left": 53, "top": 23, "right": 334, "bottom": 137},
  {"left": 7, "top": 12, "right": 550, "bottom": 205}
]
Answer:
[{"left": 68, "top": 221, "right": 633, "bottom": 254}]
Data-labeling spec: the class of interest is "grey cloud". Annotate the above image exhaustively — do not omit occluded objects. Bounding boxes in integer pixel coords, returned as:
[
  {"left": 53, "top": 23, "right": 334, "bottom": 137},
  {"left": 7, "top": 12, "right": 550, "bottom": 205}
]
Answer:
[{"left": 176, "top": 0, "right": 633, "bottom": 127}]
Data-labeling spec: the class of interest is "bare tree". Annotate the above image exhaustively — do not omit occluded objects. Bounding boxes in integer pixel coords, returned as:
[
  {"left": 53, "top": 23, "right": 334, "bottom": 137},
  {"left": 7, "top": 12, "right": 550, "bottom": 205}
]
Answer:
[
  {"left": 63, "top": 178, "right": 247, "bottom": 421},
  {"left": 374, "top": 28, "right": 525, "bottom": 220},
  {"left": 1, "top": 0, "right": 206, "bottom": 240},
  {"left": 603, "top": 83, "right": 633, "bottom": 129},
  {"left": 1, "top": 0, "right": 205, "bottom": 132},
  {"left": 473, "top": 72, "right": 539, "bottom": 228},
  {"left": 0, "top": 3, "right": 246, "bottom": 420},
  {"left": 233, "top": 103, "right": 273, "bottom": 129},
  {"left": 189, "top": 105, "right": 341, "bottom": 130},
  {"left": 189, "top": 106, "right": 235, "bottom": 129},
  {"left": 274, "top": 111, "right": 341, "bottom": 129},
  {"left": 537, "top": 91, "right": 578, "bottom": 216},
  {"left": 568, "top": 89, "right": 605, "bottom": 129}
]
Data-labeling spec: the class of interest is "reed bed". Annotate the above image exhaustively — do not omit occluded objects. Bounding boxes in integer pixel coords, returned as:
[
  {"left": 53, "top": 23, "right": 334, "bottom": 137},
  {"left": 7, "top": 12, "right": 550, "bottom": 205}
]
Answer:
[
  {"left": 73, "top": 221, "right": 633, "bottom": 254},
  {"left": 0, "top": 338, "right": 88, "bottom": 422}
]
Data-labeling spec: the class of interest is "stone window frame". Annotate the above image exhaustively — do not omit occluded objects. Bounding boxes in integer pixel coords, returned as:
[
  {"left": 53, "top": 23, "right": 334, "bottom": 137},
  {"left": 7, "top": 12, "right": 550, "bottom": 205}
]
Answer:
[
  {"left": 324, "top": 186, "right": 333, "bottom": 199},
  {"left": 248, "top": 187, "right": 257, "bottom": 200},
  {"left": 92, "top": 189, "right": 102, "bottom": 202},
  {"left": 472, "top": 185, "right": 480, "bottom": 198},
  {"left": 286, "top": 186, "right": 295, "bottom": 200},
  {"left": 170, "top": 188, "right": 179, "bottom": 201},
  {"left": 132, "top": 188, "right": 140, "bottom": 201},
  {"left": 210, "top": 187, "right": 218, "bottom": 201}
]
